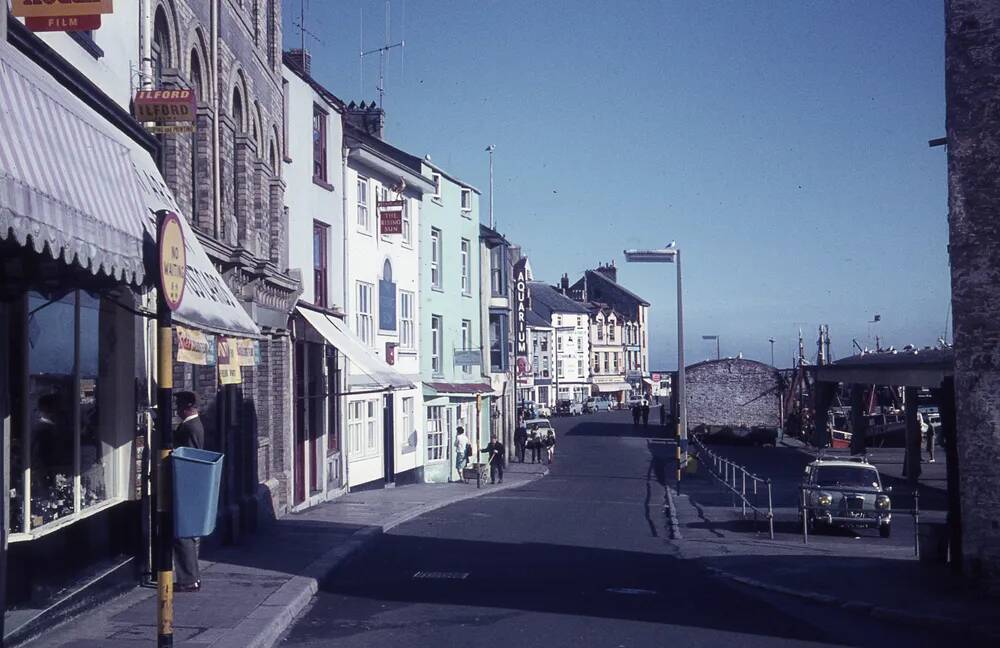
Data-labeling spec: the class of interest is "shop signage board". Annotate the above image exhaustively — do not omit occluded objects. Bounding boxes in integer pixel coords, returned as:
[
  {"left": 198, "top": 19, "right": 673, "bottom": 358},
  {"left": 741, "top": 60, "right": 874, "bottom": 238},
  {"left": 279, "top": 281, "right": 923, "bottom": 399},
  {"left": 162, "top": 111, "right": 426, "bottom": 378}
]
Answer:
[
  {"left": 454, "top": 349, "right": 482, "bottom": 367},
  {"left": 158, "top": 211, "right": 187, "bottom": 311},
  {"left": 176, "top": 326, "right": 216, "bottom": 365},
  {"left": 651, "top": 373, "right": 661, "bottom": 382},
  {"left": 513, "top": 258, "right": 529, "bottom": 376},
  {"left": 134, "top": 89, "right": 196, "bottom": 122},
  {"left": 25, "top": 14, "right": 101, "bottom": 31},
  {"left": 378, "top": 199, "right": 405, "bottom": 235},
  {"left": 235, "top": 338, "right": 260, "bottom": 367},
  {"left": 13, "top": 0, "right": 112, "bottom": 17}
]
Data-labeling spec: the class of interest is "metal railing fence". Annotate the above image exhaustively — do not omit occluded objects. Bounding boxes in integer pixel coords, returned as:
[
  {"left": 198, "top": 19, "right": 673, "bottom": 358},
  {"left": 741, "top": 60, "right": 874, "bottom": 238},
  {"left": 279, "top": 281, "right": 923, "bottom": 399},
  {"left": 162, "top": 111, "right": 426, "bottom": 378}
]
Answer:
[{"left": 690, "top": 434, "right": 774, "bottom": 539}]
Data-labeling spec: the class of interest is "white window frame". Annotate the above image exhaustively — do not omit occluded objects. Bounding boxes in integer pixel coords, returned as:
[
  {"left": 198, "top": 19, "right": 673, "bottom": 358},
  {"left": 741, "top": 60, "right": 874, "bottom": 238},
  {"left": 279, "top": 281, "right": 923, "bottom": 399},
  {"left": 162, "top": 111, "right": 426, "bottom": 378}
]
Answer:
[
  {"left": 400, "top": 290, "right": 414, "bottom": 349},
  {"left": 431, "top": 173, "right": 442, "bottom": 199},
  {"left": 426, "top": 405, "right": 446, "bottom": 461},
  {"left": 431, "top": 228, "right": 442, "bottom": 290},
  {"left": 461, "top": 319, "right": 472, "bottom": 375},
  {"left": 401, "top": 397, "right": 414, "bottom": 448},
  {"left": 356, "top": 176, "right": 371, "bottom": 233},
  {"left": 460, "top": 238, "right": 470, "bottom": 295},
  {"left": 366, "top": 399, "right": 379, "bottom": 455},
  {"left": 401, "top": 199, "right": 412, "bottom": 246},
  {"left": 356, "top": 281, "right": 374, "bottom": 347},
  {"left": 460, "top": 187, "right": 472, "bottom": 213},
  {"left": 431, "top": 314, "right": 443, "bottom": 375}
]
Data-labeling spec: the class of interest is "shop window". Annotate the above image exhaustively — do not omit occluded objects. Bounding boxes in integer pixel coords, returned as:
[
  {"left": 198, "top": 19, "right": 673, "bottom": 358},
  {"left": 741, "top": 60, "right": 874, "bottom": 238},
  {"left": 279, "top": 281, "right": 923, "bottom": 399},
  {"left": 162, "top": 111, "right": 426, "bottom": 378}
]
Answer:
[
  {"left": 9, "top": 291, "right": 118, "bottom": 535},
  {"left": 426, "top": 405, "right": 445, "bottom": 461}
]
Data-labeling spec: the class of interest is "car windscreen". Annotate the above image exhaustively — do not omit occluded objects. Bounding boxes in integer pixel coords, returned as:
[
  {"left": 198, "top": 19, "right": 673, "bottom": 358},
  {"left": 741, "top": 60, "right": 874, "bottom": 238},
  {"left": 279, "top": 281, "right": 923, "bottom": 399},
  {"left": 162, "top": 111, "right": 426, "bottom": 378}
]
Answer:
[{"left": 814, "top": 466, "right": 880, "bottom": 489}]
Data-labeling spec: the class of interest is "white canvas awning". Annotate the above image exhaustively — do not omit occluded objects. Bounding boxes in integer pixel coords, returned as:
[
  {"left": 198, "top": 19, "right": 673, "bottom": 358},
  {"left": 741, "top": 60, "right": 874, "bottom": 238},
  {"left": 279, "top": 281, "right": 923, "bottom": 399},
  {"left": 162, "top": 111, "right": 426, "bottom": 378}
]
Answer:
[
  {"left": 594, "top": 382, "right": 630, "bottom": 393},
  {"left": 297, "top": 305, "right": 412, "bottom": 391},
  {"left": 0, "top": 42, "right": 259, "bottom": 339}
]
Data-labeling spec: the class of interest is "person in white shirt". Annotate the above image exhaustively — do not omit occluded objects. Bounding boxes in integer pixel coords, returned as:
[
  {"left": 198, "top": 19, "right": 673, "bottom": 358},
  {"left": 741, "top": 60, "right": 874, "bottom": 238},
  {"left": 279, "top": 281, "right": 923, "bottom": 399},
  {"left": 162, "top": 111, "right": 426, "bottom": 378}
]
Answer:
[{"left": 454, "top": 427, "right": 471, "bottom": 483}]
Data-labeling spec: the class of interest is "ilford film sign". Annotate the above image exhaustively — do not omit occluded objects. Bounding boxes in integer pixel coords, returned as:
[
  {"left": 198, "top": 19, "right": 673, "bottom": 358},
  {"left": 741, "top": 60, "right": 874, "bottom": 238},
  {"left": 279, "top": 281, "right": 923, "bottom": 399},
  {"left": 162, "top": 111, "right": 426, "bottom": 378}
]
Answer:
[
  {"left": 134, "top": 89, "right": 196, "bottom": 132},
  {"left": 14, "top": 0, "right": 113, "bottom": 32}
]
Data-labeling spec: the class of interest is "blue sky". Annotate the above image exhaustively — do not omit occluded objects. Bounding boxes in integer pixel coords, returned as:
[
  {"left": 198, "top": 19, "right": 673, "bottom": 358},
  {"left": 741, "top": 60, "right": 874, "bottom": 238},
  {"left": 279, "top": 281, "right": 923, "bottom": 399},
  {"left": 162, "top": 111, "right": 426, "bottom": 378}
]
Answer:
[{"left": 284, "top": 0, "right": 947, "bottom": 370}]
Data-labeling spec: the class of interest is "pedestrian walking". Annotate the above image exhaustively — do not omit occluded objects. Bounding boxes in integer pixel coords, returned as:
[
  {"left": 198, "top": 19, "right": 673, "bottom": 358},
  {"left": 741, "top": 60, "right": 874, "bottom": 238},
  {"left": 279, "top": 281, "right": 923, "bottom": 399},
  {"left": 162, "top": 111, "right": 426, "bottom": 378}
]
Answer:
[
  {"left": 455, "top": 426, "right": 472, "bottom": 482},
  {"left": 174, "top": 391, "right": 204, "bottom": 593},
  {"left": 641, "top": 402, "right": 650, "bottom": 427},
  {"left": 514, "top": 423, "right": 527, "bottom": 463},
  {"left": 543, "top": 429, "right": 556, "bottom": 464},
  {"left": 919, "top": 412, "right": 935, "bottom": 463},
  {"left": 482, "top": 435, "right": 505, "bottom": 484},
  {"left": 527, "top": 429, "right": 542, "bottom": 463},
  {"left": 659, "top": 402, "right": 666, "bottom": 426},
  {"left": 631, "top": 404, "right": 640, "bottom": 426}
]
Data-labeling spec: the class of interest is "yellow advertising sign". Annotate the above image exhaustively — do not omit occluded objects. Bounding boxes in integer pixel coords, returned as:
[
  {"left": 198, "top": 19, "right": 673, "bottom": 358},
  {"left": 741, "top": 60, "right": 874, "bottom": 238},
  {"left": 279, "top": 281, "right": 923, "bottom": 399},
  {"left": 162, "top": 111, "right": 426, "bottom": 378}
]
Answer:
[
  {"left": 158, "top": 211, "right": 187, "bottom": 312},
  {"left": 13, "top": 0, "right": 113, "bottom": 18},
  {"left": 218, "top": 337, "right": 241, "bottom": 385},
  {"left": 176, "top": 326, "right": 214, "bottom": 366}
]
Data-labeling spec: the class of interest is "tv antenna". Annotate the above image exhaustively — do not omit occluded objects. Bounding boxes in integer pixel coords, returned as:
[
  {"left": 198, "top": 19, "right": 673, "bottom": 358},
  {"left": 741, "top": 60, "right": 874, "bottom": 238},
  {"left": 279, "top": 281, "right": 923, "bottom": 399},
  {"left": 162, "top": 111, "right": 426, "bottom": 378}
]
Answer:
[
  {"left": 292, "top": 0, "right": 324, "bottom": 53},
  {"left": 361, "top": 1, "right": 405, "bottom": 109}
]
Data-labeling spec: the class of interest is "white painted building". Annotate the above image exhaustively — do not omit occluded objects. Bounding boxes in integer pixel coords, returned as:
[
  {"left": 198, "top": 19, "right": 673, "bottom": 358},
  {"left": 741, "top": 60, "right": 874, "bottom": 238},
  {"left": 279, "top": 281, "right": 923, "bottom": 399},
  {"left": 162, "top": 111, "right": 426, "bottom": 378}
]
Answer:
[
  {"left": 343, "top": 111, "right": 435, "bottom": 487},
  {"left": 528, "top": 282, "right": 592, "bottom": 404}
]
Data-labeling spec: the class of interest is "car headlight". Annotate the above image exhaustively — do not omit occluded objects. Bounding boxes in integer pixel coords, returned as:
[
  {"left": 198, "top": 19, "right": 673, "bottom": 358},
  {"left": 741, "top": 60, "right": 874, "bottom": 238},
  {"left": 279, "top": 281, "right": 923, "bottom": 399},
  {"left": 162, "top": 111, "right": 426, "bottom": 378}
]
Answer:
[
  {"left": 876, "top": 495, "right": 891, "bottom": 510},
  {"left": 817, "top": 492, "right": 832, "bottom": 507}
]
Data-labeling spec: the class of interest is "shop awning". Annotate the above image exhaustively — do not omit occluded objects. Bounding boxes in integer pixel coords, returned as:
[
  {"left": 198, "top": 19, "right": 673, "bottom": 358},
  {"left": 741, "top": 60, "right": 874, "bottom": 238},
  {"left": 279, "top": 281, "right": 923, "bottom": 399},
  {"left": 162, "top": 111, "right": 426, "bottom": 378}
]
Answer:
[
  {"left": 423, "top": 381, "right": 493, "bottom": 397},
  {"left": 297, "top": 305, "right": 413, "bottom": 391},
  {"left": 0, "top": 43, "right": 147, "bottom": 285},
  {"left": 0, "top": 42, "right": 259, "bottom": 339},
  {"left": 594, "top": 382, "right": 630, "bottom": 393}
]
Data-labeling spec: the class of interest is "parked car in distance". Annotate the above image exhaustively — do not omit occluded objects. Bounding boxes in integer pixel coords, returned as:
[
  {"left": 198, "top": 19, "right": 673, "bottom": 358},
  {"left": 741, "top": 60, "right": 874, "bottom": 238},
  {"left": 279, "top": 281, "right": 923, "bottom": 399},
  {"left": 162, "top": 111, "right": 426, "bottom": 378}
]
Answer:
[
  {"left": 536, "top": 403, "right": 552, "bottom": 418},
  {"left": 556, "top": 399, "right": 583, "bottom": 416},
  {"left": 626, "top": 395, "right": 648, "bottom": 408},
  {"left": 584, "top": 397, "right": 613, "bottom": 413},
  {"left": 801, "top": 456, "right": 892, "bottom": 538}
]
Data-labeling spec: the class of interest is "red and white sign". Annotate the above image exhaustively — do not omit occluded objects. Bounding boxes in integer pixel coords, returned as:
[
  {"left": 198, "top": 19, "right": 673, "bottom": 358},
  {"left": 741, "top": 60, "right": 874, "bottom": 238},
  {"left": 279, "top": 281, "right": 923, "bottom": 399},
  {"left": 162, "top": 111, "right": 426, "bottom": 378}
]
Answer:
[
  {"left": 25, "top": 14, "right": 101, "bottom": 31},
  {"left": 651, "top": 373, "right": 662, "bottom": 382},
  {"left": 13, "top": 0, "right": 112, "bottom": 17},
  {"left": 378, "top": 199, "right": 405, "bottom": 235},
  {"left": 385, "top": 342, "right": 397, "bottom": 366},
  {"left": 133, "top": 89, "right": 197, "bottom": 122}
]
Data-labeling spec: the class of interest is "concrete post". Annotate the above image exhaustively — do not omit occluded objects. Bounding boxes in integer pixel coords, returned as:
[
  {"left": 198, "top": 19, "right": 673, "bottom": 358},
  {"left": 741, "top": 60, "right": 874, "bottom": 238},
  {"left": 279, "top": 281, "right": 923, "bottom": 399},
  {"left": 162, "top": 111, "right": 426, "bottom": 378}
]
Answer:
[{"left": 903, "top": 386, "right": 921, "bottom": 484}]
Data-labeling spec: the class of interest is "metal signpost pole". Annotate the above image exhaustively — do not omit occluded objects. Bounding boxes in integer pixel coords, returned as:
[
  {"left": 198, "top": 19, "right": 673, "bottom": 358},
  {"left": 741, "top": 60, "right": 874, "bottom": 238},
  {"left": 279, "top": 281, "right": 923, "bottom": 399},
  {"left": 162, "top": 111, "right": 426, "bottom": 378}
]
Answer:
[
  {"left": 676, "top": 249, "right": 687, "bottom": 464},
  {"left": 156, "top": 213, "right": 175, "bottom": 648}
]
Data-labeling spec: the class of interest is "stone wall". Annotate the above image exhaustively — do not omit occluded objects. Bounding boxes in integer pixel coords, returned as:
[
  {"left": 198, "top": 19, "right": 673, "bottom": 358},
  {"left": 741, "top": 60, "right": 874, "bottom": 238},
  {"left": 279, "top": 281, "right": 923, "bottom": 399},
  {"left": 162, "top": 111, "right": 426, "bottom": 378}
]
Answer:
[
  {"left": 945, "top": 0, "right": 1000, "bottom": 590},
  {"left": 685, "top": 358, "right": 780, "bottom": 429}
]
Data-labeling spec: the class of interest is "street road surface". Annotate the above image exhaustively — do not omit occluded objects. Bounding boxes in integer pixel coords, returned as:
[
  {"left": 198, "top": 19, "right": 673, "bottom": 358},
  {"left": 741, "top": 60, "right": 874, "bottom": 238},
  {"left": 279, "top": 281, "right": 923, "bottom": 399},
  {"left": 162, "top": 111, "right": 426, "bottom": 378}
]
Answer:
[{"left": 280, "top": 410, "right": 952, "bottom": 648}]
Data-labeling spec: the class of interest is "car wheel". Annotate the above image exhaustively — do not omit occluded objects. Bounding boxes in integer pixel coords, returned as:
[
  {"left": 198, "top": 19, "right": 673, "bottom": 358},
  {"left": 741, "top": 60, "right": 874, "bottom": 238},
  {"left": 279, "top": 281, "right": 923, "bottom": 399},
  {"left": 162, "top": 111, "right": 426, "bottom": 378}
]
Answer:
[{"left": 879, "top": 523, "right": 891, "bottom": 539}]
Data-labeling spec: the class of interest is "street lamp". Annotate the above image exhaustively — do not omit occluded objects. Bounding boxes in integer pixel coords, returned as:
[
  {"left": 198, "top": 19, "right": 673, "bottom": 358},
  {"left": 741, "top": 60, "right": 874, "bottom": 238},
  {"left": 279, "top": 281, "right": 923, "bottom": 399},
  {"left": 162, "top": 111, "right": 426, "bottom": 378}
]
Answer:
[
  {"left": 623, "top": 244, "right": 686, "bottom": 461},
  {"left": 485, "top": 145, "right": 495, "bottom": 229},
  {"left": 702, "top": 334, "right": 720, "bottom": 360},
  {"left": 768, "top": 337, "right": 775, "bottom": 367}
]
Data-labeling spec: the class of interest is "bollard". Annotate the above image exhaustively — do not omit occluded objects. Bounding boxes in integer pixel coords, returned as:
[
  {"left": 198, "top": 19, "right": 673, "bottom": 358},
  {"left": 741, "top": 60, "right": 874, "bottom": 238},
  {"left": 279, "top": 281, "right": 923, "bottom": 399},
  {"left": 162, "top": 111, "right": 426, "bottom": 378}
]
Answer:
[
  {"left": 767, "top": 479, "right": 774, "bottom": 540},
  {"left": 741, "top": 470, "right": 747, "bottom": 518},
  {"left": 913, "top": 489, "right": 920, "bottom": 559},
  {"left": 801, "top": 488, "right": 809, "bottom": 545}
]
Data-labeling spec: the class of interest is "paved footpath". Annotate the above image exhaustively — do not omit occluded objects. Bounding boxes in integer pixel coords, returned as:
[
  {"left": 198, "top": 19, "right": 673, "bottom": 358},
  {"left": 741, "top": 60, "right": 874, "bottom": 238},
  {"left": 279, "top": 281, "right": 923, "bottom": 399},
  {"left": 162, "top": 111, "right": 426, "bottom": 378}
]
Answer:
[
  {"left": 19, "top": 462, "right": 546, "bottom": 648},
  {"left": 671, "top": 438, "right": 1000, "bottom": 645}
]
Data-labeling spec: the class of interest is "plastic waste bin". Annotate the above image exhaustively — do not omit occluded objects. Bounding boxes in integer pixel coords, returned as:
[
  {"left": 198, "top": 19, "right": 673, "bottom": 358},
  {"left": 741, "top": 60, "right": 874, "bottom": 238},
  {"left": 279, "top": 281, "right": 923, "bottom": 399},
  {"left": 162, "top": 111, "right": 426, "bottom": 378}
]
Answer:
[{"left": 172, "top": 447, "right": 224, "bottom": 539}]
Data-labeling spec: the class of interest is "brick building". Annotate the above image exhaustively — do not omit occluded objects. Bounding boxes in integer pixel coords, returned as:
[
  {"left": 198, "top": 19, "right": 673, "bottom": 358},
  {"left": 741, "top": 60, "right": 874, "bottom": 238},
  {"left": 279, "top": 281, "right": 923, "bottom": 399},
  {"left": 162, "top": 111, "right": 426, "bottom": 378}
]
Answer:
[
  {"left": 945, "top": 0, "right": 1000, "bottom": 590},
  {"left": 685, "top": 358, "right": 781, "bottom": 430},
  {"left": 151, "top": 0, "right": 299, "bottom": 532}
]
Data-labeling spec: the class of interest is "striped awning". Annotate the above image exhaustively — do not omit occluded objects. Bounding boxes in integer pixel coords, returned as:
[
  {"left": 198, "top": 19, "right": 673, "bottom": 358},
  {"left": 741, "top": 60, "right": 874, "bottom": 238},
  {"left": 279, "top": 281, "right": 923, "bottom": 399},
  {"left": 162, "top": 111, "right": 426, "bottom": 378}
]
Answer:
[{"left": 0, "top": 42, "right": 149, "bottom": 285}]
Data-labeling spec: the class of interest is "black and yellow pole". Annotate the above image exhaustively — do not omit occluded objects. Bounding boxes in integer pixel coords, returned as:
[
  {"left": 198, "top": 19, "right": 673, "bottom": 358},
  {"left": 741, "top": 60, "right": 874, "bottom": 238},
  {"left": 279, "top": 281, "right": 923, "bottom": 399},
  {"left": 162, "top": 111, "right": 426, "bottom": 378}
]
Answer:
[{"left": 155, "top": 210, "right": 186, "bottom": 648}]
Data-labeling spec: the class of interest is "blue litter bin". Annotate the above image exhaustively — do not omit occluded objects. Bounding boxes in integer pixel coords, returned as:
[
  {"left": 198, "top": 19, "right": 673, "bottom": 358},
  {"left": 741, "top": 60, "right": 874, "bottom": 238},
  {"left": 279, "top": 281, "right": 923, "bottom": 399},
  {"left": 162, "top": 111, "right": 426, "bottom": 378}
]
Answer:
[{"left": 172, "top": 447, "right": 224, "bottom": 539}]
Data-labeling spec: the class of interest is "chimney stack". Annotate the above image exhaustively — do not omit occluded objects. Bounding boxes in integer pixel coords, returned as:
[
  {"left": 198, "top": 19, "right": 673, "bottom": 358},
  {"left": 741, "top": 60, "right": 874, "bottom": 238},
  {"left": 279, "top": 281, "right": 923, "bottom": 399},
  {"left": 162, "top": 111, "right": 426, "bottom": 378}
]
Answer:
[
  {"left": 345, "top": 101, "right": 385, "bottom": 139},
  {"left": 560, "top": 273, "right": 569, "bottom": 293},
  {"left": 595, "top": 260, "right": 617, "bottom": 283},
  {"left": 286, "top": 48, "right": 311, "bottom": 75}
]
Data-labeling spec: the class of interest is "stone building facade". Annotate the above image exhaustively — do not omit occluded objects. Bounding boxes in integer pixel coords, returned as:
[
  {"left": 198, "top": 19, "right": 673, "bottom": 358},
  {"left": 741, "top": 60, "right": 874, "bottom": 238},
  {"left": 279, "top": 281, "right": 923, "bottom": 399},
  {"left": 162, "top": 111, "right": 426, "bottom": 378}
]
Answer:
[
  {"left": 153, "top": 0, "right": 299, "bottom": 535},
  {"left": 945, "top": 0, "right": 1000, "bottom": 590},
  {"left": 685, "top": 359, "right": 781, "bottom": 430}
]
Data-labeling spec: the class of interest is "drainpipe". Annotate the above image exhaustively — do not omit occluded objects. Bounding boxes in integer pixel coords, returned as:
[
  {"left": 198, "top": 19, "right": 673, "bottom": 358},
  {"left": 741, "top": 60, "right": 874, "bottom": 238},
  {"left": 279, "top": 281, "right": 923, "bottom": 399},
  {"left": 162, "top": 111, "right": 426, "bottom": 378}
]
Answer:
[
  {"left": 139, "top": 0, "right": 152, "bottom": 89},
  {"left": 341, "top": 144, "right": 350, "bottom": 491},
  {"left": 211, "top": 0, "right": 221, "bottom": 237}
]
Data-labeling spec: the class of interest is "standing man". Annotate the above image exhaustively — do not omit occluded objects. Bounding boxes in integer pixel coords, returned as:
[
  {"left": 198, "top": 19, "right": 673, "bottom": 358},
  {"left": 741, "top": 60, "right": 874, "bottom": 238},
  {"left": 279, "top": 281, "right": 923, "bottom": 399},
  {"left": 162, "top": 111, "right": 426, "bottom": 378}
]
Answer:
[
  {"left": 659, "top": 401, "right": 667, "bottom": 427},
  {"left": 514, "top": 421, "right": 527, "bottom": 463},
  {"left": 631, "top": 403, "right": 640, "bottom": 426},
  {"left": 482, "top": 435, "right": 505, "bottom": 484},
  {"left": 918, "top": 411, "right": 935, "bottom": 463},
  {"left": 641, "top": 401, "right": 650, "bottom": 427},
  {"left": 174, "top": 391, "right": 204, "bottom": 592}
]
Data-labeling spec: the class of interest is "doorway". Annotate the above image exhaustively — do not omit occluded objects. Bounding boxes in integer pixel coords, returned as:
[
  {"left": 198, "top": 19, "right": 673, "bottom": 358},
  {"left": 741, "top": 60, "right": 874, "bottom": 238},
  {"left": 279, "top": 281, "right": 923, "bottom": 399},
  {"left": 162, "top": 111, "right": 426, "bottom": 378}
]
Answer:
[{"left": 383, "top": 394, "right": 395, "bottom": 484}]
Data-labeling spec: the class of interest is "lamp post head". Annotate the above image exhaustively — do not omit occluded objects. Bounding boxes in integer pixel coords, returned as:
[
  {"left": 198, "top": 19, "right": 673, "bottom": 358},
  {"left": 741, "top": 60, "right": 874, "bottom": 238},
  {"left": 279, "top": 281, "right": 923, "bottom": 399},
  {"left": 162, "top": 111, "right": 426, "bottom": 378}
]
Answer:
[
  {"left": 623, "top": 247, "right": 678, "bottom": 263},
  {"left": 485, "top": 144, "right": 495, "bottom": 153}
]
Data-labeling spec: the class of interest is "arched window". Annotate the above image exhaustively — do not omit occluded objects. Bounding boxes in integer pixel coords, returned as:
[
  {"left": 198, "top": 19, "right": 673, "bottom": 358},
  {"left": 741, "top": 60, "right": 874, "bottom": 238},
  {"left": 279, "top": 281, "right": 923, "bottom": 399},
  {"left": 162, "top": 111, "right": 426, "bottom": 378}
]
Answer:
[
  {"left": 189, "top": 50, "right": 203, "bottom": 219},
  {"left": 379, "top": 259, "right": 396, "bottom": 331},
  {"left": 151, "top": 8, "right": 171, "bottom": 87}
]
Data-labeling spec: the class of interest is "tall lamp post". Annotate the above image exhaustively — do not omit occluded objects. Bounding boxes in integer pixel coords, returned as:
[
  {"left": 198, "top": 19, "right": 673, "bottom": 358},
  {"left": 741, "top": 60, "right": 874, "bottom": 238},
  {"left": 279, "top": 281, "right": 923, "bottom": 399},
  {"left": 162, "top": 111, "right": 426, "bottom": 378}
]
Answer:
[
  {"left": 702, "top": 334, "right": 720, "bottom": 360},
  {"left": 768, "top": 337, "right": 775, "bottom": 367},
  {"left": 485, "top": 145, "right": 495, "bottom": 229},
  {"left": 624, "top": 245, "right": 686, "bottom": 462}
]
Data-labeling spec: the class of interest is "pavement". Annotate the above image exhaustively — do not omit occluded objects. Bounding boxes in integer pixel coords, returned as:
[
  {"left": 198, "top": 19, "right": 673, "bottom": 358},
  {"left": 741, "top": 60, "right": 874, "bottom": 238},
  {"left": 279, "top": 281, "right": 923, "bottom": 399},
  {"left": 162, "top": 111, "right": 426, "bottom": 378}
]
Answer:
[
  {"left": 673, "top": 434, "right": 1000, "bottom": 644},
  {"left": 17, "top": 462, "right": 547, "bottom": 648}
]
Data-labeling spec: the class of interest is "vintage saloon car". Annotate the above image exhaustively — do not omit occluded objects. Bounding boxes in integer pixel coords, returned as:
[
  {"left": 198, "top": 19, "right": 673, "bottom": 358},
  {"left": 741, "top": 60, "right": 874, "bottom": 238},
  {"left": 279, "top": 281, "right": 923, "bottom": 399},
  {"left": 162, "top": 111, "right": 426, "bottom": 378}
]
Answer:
[{"left": 801, "top": 456, "right": 892, "bottom": 537}]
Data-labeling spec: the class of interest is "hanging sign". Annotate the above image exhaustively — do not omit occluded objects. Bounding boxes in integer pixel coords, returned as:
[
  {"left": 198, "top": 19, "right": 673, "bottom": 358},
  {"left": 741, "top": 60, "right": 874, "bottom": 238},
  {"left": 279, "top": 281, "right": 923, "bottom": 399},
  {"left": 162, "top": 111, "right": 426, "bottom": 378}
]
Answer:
[
  {"left": 133, "top": 89, "right": 197, "bottom": 123},
  {"left": 651, "top": 373, "right": 662, "bottom": 382},
  {"left": 25, "top": 14, "right": 102, "bottom": 31},
  {"left": 378, "top": 199, "right": 404, "bottom": 235},
  {"left": 176, "top": 326, "right": 216, "bottom": 365},
  {"left": 14, "top": 0, "right": 113, "bottom": 32},
  {"left": 158, "top": 211, "right": 187, "bottom": 312},
  {"left": 513, "top": 258, "right": 529, "bottom": 378},
  {"left": 454, "top": 349, "right": 482, "bottom": 367},
  {"left": 218, "top": 337, "right": 242, "bottom": 385}
]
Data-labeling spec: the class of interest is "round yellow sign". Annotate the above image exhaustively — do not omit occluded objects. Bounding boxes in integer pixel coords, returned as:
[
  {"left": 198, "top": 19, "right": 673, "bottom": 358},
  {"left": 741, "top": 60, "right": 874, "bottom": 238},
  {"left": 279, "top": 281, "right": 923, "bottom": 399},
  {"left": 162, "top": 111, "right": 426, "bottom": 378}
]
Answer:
[{"left": 158, "top": 211, "right": 187, "bottom": 311}]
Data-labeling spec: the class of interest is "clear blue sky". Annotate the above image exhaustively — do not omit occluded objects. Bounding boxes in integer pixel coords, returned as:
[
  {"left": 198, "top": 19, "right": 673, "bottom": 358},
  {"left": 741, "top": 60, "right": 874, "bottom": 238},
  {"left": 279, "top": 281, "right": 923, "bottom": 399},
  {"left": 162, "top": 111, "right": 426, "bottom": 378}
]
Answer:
[{"left": 284, "top": 0, "right": 947, "bottom": 370}]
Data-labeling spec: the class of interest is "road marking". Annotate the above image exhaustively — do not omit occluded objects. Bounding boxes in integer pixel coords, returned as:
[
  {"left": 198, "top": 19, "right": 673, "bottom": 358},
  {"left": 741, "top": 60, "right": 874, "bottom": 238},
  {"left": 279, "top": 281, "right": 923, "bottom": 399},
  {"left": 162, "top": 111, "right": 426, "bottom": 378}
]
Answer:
[
  {"left": 606, "top": 587, "right": 658, "bottom": 596},
  {"left": 413, "top": 571, "right": 469, "bottom": 580}
]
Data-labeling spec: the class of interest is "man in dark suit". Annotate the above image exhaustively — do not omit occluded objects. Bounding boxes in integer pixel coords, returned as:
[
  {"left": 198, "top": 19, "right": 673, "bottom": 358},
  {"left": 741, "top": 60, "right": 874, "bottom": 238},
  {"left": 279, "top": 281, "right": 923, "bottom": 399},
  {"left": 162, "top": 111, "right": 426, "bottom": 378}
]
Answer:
[
  {"left": 174, "top": 391, "right": 204, "bottom": 592},
  {"left": 481, "top": 435, "right": 505, "bottom": 484}
]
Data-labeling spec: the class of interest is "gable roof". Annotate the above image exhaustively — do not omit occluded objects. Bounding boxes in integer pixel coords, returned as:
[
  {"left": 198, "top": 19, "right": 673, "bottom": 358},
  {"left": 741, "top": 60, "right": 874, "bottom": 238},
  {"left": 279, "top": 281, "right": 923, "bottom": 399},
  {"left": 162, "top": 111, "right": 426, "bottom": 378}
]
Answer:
[
  {"left": 585, "top": 269, "right": 650, "bottom": 306},
  {"left": 529, "top": 282, "right": 590, "bottom": 321}
]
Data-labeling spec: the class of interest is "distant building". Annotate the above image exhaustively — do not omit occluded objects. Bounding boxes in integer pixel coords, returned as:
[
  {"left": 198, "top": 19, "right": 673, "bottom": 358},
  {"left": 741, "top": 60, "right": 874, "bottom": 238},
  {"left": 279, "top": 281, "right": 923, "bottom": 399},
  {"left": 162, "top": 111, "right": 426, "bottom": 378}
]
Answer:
[{"left": 529, "top": 282, "right": 592, "bottom": 404}]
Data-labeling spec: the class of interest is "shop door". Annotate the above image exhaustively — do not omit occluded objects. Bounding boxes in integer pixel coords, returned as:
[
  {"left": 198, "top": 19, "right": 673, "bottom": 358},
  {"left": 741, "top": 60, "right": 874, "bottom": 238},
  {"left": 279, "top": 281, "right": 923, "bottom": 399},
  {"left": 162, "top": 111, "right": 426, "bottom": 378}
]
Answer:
[
  {"left": 293, "top": 342, "right": 305, "bottom": 504},
  {"left": 383, "top": 394, "right": 395, "bottom": 484}
]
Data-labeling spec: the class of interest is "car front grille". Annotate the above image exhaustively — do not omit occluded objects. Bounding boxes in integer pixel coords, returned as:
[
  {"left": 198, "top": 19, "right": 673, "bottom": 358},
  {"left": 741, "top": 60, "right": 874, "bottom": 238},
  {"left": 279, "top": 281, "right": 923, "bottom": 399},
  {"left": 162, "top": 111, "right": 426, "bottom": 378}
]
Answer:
[{"left": 845, "top": 496, "right": 865, "bottom": 511}]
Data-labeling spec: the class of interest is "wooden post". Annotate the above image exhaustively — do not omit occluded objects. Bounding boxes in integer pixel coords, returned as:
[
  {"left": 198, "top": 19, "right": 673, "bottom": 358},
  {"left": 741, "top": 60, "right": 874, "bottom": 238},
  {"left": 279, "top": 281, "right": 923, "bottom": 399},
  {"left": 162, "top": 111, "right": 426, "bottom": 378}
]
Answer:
[
  {"left": 903, "top": 386, "right": 921, "bottom": 484},
  {"left": 849, "top": 384, "right": 868, "bottom": 455}
]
